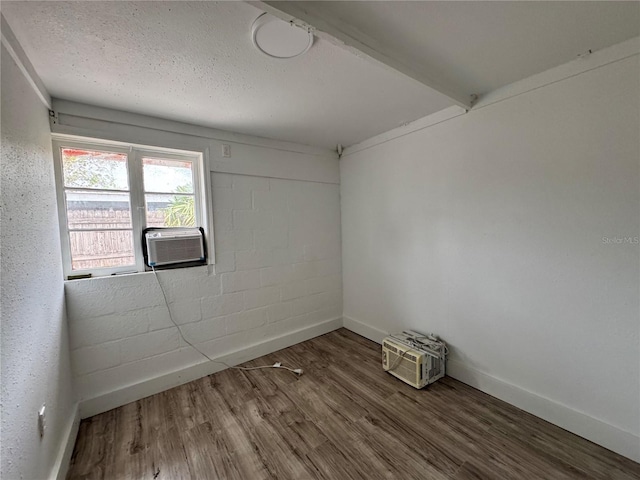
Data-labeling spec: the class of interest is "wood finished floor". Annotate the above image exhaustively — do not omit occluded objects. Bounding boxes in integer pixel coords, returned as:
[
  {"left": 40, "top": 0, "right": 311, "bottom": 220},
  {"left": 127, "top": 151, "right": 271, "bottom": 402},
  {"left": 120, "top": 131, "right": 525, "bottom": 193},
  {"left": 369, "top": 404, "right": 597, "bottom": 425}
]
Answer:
[{"left": 68, "top": 329, "right": 640, "bottom": 480}]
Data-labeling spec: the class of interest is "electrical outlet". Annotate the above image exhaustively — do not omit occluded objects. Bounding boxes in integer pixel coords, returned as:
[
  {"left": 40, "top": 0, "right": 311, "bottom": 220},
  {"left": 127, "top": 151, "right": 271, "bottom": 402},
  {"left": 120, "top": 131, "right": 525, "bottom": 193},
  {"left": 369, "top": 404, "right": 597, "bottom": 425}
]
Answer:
[
  {"left": 222, "top": 144, "right": 231, "bottom": 158},
  {"left": 38, "top": 404, "right": 46, "bottom": 438}
]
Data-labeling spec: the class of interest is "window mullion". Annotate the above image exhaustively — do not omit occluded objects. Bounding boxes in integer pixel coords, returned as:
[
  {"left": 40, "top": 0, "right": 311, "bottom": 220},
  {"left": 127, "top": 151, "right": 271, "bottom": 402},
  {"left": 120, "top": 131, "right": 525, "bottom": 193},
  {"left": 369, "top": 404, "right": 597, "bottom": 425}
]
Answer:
[
  {"left": 192, "top": 157, "right": 204, "bottom": 234},
  {"left": 68, "top": 228, "right": 133, "bottom": 233},
  {"left": 62, "top": 187, "right": 132, "bottom": 194},
  {"left": 128, "top": 148, "right": 147, "bottom": 272},
  {"left": 143, "top": 190, "right": 196, "bottom": 196}
]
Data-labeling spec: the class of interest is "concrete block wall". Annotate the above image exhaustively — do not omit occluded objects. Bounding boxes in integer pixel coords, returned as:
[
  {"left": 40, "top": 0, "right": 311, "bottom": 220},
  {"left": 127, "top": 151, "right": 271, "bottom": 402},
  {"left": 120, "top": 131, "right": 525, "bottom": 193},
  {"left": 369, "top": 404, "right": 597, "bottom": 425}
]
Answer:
[{"left": 65, "top": 172, "right": 342, "bottom": 403}]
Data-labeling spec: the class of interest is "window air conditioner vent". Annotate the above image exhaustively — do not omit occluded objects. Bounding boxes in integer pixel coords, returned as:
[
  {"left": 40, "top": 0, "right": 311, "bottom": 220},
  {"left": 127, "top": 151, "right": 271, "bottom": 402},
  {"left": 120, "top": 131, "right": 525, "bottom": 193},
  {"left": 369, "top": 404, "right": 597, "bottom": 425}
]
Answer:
[{"left": 144, "top": 228, "right": 205, "bottom": 267}]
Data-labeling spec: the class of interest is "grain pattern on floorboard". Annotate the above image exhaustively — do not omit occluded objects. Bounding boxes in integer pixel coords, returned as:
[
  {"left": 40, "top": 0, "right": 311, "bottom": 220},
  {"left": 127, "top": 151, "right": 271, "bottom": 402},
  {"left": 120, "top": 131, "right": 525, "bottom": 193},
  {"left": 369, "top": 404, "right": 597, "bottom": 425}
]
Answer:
[{"left": 67, "top": 329, "right": 640, "bottom": 480}]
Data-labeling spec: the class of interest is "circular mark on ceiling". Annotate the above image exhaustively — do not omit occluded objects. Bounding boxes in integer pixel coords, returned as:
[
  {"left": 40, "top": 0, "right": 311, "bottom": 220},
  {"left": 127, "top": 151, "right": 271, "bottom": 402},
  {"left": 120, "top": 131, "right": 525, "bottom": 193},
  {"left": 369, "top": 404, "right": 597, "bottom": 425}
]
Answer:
[{"left": 251, "top": 13, "right": 313, "bottom": 59}]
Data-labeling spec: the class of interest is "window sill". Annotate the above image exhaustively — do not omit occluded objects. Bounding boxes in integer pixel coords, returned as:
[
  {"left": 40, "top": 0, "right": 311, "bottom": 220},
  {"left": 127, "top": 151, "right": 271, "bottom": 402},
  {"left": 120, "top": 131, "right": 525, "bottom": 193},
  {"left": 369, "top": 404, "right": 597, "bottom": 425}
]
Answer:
[{"left": 63, "top": 264, "right": 212, "bottom": 284}]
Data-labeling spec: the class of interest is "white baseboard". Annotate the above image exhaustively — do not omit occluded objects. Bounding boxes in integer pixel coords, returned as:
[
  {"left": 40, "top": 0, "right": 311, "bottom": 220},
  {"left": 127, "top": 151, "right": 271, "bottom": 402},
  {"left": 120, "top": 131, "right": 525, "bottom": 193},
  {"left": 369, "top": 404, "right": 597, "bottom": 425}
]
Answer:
[
  {"left": 342, "top": 316, "right": 640, "bottom": 463},
  {"left": 79, "top": 317, "right": 342, "bottom": 419},
  {"left": 447, "top": 360, "right": 640, "bottom": 463},
  {"left": 50, "top": 402, "right": 80, "bottom": 480},
  {"left": 343, "top": 315, "right": 388, "bottom": 344}
]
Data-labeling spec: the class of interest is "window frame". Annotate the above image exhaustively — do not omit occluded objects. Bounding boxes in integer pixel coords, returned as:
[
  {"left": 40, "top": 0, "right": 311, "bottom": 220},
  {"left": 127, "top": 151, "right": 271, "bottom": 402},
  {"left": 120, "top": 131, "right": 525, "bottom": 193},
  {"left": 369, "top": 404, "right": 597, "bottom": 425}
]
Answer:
[{"left": 52, "top": 136, "right": 209, "bottom": 279}]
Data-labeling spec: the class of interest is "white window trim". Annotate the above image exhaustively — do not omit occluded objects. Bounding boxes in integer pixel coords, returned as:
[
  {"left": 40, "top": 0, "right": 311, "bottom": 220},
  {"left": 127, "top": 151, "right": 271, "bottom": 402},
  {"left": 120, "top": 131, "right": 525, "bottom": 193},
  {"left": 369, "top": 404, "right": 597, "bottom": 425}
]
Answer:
[{"left": 52, "top": 135, "right": 214, "bottom": 279}]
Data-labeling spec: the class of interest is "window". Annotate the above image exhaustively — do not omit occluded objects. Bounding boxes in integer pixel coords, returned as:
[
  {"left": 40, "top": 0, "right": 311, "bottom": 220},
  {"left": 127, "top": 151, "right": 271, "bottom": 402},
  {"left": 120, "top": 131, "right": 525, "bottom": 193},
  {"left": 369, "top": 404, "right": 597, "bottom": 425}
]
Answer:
[{"left": 52, "top": 138, "right": 209, "bottom": 279}]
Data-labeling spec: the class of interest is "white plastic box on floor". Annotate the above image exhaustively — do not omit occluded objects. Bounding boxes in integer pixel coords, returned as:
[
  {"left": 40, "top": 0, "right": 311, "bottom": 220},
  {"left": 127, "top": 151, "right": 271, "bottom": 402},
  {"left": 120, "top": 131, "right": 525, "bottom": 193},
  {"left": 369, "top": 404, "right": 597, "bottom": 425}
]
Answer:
[{"left": 382, "top": 331, "right": 447, "bottom": 389}]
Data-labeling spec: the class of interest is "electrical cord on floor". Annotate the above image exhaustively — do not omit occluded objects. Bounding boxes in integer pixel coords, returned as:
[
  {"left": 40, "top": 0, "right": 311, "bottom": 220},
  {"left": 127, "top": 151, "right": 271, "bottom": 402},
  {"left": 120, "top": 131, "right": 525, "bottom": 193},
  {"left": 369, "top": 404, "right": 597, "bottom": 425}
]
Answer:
[{"left": 151, "top": 267, "right": 303, "bottom": 377}]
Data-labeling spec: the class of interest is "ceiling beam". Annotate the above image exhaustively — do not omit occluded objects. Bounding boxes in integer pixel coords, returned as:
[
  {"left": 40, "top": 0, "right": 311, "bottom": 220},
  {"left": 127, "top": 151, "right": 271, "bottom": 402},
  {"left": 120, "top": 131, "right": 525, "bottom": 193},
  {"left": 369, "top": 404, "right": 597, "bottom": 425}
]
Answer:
[
  {"left": 1, "top": 14, "right": 51, "bottom": 109},
  {"left": 249, "top": 1, "right": 472, "bottom": 109}
]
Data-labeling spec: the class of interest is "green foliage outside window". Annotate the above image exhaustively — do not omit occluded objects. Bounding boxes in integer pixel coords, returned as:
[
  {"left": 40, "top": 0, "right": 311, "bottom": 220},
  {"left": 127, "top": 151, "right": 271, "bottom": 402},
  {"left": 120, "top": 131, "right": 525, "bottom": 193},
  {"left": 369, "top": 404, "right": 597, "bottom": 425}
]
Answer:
[{"left": 163, "top": 185, "right": 195, "bottom": 227}]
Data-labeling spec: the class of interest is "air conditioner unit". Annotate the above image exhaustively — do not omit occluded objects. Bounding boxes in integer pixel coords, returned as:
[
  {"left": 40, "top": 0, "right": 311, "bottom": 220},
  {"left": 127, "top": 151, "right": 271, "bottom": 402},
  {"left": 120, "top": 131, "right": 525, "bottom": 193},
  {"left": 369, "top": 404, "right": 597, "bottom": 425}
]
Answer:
[
  {"left": 144, "top": 228, "right": 205, "bottom": 267},
  {"left": 382, "top": 331, "right": 446, "bottom": 389}
]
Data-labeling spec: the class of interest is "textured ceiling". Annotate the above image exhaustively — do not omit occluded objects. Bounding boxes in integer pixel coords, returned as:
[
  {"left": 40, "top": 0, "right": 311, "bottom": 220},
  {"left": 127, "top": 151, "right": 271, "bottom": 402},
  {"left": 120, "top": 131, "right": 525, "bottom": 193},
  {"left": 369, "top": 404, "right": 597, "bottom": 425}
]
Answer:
[
  {"left": 2, "top": 1, "right": 639, "bottom": 149},
  {"left": 276, "top": 1, "right": 640, "bottom": 97},
  {"left": 1, "top": 1, "right": 452, "bottom": 149}
]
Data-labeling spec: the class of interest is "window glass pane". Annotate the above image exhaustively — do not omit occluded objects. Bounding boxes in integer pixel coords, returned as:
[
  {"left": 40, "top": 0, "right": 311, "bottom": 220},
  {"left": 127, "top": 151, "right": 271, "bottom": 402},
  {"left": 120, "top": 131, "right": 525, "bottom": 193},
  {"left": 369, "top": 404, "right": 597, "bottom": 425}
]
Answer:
[
  {"left": 61, "top": 148, "right": 129, "bottom": 190},
  {"left": 146, "top": 194, "right": 196, "bottom": 228},
  {"left": 143, "top": 157, "right": 193, "bottom": 193},
  {"left": 69, "top": 230, "right": 135, "bottom": 271},
  {"left": 65, "top": 190, "right": 132, "bottom": 230}
]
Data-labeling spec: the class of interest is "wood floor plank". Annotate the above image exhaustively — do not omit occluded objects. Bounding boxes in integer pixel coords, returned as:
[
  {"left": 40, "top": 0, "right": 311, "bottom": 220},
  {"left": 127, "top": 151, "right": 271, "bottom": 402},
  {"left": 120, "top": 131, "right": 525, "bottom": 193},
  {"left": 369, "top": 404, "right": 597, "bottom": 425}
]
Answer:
[
  {"left": 67, "top": 329, "right": 640, "bottom": 480},
  {"left": 312, "top": 415, "right": 394, "bottom": 480},
  {"left": 302, "top": 440, "right": 371, "bottom": 480},
  {"left": 351, "top": 414, "right": 451, "bottom": 480},
  {"left": 247, "top": 414, "right": 316, "bottom": 478},
  {"left": 181, "top": 421, "right": 246, "bottom": 480},
  {"left": 67, "top": 410, "right": 117, "bottom": 479}
]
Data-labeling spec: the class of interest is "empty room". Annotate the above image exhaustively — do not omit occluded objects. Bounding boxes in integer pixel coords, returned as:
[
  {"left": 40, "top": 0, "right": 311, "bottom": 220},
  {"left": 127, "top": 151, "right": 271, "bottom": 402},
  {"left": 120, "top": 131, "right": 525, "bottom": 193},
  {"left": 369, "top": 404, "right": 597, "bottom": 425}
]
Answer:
[{"left": 1, "top": 1, "right": 639, "bottom": 479}]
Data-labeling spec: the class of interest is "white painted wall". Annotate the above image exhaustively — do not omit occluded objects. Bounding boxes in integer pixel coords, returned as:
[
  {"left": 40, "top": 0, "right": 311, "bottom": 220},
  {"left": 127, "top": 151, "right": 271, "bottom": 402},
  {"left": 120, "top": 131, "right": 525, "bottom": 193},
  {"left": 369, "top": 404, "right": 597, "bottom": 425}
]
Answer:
[
  {"left": 1, "top": 43, "right": 76, "bottom": 479},
  {"left": 53, "top": 100, "right": 342, "bottom": 417},
  {"left": 341, "top": 52, "right": 640, "bottom": 460},
  {"left": 66, "top": 172, "right": 342, "bottom": 416}
]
